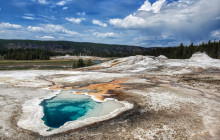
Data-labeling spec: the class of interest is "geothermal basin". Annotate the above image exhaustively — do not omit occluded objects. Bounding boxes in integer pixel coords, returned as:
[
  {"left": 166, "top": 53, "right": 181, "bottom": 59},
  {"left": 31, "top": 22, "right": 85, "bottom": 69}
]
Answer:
[{"left": 1, "top": 53, "right": 220, "bottom": 139}]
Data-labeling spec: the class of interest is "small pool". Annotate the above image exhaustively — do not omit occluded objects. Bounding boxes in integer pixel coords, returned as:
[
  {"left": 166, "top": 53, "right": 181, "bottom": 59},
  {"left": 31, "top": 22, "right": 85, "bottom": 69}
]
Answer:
[
  {"left": 40, "top": 91, "right": 124, "bottom": 129},
  {"left": 93, "top": 60, "right": 102, "bottom": 64}
]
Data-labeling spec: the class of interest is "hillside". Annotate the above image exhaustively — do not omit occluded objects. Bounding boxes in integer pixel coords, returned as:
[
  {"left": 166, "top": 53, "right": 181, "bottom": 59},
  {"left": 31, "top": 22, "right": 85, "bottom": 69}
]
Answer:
[
  {"left": 0, "top": 39, "right": 150, "bottom": 57},
  {"left": 0, "top": 39, "right": 219, "bottom": 60}
]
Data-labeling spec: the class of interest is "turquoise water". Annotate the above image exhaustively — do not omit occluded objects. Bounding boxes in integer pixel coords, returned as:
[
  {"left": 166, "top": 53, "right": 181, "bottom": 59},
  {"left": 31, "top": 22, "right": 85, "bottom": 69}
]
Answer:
[{"left": 40, "top": 91, "right": 102, "bottom": 128}]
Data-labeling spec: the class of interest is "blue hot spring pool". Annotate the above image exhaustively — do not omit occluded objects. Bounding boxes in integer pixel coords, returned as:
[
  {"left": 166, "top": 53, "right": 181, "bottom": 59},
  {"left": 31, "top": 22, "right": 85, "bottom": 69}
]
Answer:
[{"left": 40, "top": 91, "right": 125, "bottom": 129}]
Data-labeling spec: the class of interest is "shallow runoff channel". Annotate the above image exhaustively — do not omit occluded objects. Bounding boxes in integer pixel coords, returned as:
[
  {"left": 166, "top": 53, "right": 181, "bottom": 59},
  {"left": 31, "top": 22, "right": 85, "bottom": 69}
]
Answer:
[{"left": 18, "top": 89, "right": 133, "bottom": 136}]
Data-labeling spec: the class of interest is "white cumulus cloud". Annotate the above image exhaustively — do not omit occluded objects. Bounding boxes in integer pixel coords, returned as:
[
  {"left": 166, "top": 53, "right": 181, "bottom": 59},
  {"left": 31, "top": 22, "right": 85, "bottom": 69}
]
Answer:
[
  {"left": 27, "top": 26, "right": 44, "bottom": 32},
  {"left": 38, "top": 0, "right": 47, "bottom": 4},
  {"left": 138, "top": 0, "right": 165, "bottom": 13},
  {"left": 92, "top": 19, "right": 107, "bottom": 27},
  {"left": 0, "top": 22, "right": 22, "bottom": 29},
  {"left": 77, "top": 12, "right": 86, "bottom": 16},
  {"left": 63, "top": 7, "right": 68, "bottom": 10},
  {"left": 211, "top": 30, "right": 220, "bottom": 40},
  {"left": 37, "top": 35, "right": 55, "bottom": 40},
  {"left": 22, "top": 16, "right": 35, "bottom": 20},
  {"left": 56, "top": 0, "right": 72, "bottom": 6},
  {"left": 66, "top": 17, "right": 85, "bottom": 24},
  {"left": 93, "top": 32, "right": 121, "bottom": 38},
  {"left": 109, "top": 0, "right": 220, "bottom": 42},
  {"left": 56, "top": 1, "right": 66, "bottom": 6},
  {"left": 27, "top": 24, "right": 78, "bottom": 36}
]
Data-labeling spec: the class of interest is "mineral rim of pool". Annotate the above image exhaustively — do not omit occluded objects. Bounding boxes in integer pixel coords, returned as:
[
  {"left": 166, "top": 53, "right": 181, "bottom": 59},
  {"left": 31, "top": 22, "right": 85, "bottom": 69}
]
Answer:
[{"left": 40, "top": 90, "right": 125, "bottom": 129}]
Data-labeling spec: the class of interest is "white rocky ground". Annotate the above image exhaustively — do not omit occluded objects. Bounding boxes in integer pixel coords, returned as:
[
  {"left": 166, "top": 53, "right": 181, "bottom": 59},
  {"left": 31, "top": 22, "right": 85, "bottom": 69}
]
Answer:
[
  {"left": 92, "top": 52, "right": 220, "bottom": 74},
  {"left": 0, "top": 52, "right": 219, "bottom": 139},
  {"left": 50, "top": 55, "right": 109, "bottom": 60}
]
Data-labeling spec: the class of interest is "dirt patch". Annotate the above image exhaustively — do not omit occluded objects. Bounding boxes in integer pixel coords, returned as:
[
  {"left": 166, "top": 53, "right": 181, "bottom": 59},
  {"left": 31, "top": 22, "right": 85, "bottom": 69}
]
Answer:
[{"left": 177, "top": 72, "right": 220, "bottom": 98}]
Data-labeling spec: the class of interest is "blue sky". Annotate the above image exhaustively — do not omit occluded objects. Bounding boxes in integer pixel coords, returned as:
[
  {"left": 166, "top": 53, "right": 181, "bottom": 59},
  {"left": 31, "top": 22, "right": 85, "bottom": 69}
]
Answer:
[{"left": 0, "top": 0, "right": 219, "bottom": 47}]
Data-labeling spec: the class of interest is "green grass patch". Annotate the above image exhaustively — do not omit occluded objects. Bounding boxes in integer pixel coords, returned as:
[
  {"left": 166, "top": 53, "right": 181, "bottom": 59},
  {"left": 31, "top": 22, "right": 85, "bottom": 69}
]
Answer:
[{"left": 0, "top": 59, "right": 99, "bottom": 70}]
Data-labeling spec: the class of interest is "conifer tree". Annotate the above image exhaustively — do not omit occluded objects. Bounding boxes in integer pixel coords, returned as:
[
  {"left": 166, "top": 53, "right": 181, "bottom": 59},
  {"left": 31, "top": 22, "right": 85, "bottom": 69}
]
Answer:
[
  {"left": 78, "top": 59, "right": 85, "bottom": 67},
  {"left": 86, "top": 59, "right": 93, "bottom": 66}
]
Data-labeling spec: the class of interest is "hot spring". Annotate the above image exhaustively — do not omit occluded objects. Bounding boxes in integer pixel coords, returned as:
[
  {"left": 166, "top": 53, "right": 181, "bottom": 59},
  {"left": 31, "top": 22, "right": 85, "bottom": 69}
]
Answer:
[{"left": 40, "top": 90, "right": 125, "bottom": 129}]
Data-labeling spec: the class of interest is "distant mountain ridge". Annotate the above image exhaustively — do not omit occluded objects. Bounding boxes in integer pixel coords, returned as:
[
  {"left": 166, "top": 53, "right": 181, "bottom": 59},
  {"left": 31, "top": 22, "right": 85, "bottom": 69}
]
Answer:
[
  {"left": 0, "top": 39, "right": 150, "bottom": 57},
  {"left": 0, "top": 39, "right": 219, "bottom": 60}
]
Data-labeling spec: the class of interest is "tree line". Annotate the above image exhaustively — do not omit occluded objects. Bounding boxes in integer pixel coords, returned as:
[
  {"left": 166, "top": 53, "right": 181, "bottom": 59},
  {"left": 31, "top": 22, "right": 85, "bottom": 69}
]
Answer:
[
  {"left": 0, "top": 39, "right": 148, "bottom": 57},
  {"left": 144, "top": 40, "right": 220, "bottom": 59},
  {"left": 0, "top": 48, "right": 56, "bottom": 60},
  {"left": 0, "top": 40, "right": 219, "bottom": 60}
]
